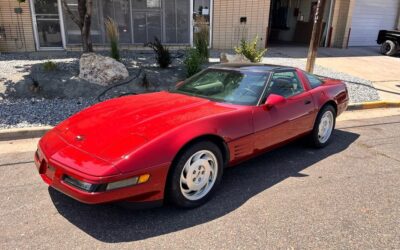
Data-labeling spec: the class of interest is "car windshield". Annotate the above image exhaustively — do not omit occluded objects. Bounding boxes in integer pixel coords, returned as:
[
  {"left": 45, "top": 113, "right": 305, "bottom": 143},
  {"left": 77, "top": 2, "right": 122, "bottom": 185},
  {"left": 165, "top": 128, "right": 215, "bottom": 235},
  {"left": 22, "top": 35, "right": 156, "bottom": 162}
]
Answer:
[{"left": 173, "top": 69, "right": 270, "bottom": 105}]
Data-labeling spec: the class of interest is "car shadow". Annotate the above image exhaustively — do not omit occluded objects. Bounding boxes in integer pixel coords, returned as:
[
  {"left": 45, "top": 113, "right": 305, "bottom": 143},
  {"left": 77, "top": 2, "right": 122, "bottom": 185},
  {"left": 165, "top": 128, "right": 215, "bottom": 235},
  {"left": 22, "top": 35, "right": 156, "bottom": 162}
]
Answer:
[{"left": 49, "top": 129, "right": 359, "bottom": 243}]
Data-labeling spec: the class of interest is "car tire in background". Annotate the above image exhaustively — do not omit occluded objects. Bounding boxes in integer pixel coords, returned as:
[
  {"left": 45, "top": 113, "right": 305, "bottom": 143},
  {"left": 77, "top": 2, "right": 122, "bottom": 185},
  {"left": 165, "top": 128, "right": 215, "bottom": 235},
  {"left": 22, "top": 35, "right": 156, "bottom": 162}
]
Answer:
[
  {"left": 167, "top": 141, "right": 223, "bottom": 208},
  {"left": 310, "top": 105, "right": 336, "bottom": 148},
  {"left": 380, "top": 40, "right": 398, "bottom": 56}
]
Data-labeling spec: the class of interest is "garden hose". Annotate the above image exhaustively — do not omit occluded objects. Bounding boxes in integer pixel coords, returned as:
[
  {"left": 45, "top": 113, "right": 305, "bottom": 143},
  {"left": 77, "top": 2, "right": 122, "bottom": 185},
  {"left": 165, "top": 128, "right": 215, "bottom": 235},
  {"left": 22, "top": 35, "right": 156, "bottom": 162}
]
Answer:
[{"left": 96, "top": 68, "right": 143, "bottom": 102}]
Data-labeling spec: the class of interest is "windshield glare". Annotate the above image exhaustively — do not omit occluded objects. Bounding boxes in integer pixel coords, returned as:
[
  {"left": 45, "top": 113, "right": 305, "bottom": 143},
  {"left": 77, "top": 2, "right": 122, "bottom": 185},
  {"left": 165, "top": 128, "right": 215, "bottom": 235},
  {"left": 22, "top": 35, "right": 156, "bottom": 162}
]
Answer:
[{"left": 174, "top": 69, "right": 269, "bottom": 105}]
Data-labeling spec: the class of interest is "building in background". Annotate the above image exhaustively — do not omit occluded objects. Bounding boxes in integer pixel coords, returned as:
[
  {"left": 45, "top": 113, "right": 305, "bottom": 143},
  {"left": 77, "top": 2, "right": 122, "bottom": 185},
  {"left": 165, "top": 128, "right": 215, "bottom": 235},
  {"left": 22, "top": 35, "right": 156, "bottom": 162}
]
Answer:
[{"left": 0, "top": 0, "right": 399, "bottom": 52}]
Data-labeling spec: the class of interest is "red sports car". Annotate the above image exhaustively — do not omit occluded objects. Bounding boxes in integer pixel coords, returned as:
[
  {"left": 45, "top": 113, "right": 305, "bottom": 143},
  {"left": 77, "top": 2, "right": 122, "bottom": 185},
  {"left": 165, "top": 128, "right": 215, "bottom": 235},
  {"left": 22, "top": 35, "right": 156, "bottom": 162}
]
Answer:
[{"left": 35, "top": 64, "right": 348, "bottom": 208}]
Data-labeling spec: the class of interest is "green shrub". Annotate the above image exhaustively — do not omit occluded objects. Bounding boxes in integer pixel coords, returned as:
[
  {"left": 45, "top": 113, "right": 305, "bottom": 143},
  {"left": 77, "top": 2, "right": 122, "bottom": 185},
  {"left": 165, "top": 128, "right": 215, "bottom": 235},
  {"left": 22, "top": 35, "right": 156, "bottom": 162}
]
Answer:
[
  {"left": 105, "top": 17, "right": 120, "bottom": 61},
  {"left": 42, "top": 61, "right": 57, "bottom": 71},
  {"left": 184, "top": 48, "right": 203, "bottom": 77},
  {"left": 234, "top": 35, "right": 267, "bottom": 63},
  {"left": 145, "top": 37, "right": 172, "bottom": 69},
  {"left": 194, "top": 16, "right": 209, "bottom": 61}
]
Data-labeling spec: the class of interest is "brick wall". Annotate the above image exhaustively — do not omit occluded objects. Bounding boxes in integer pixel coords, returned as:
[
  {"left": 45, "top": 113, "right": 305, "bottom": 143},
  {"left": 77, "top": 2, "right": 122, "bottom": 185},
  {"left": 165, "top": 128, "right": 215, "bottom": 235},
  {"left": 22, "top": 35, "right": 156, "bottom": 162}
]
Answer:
[
  {"left": 0, "top": 0, "right": 35, "bottom": 52},
  {"left": 212, "top": 0, "right": 270, "bottom": 49}
]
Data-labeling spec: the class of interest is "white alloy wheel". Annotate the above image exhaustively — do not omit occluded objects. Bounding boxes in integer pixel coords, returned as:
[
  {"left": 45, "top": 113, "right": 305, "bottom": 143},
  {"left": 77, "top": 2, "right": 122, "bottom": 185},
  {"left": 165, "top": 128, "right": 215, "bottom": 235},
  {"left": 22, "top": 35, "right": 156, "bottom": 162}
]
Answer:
[
  {"left": 179, "top": 150, "right": 218, "bottom": 201},
  {"left": 318, "top": 110, "right": 334, "bottom": 144}
]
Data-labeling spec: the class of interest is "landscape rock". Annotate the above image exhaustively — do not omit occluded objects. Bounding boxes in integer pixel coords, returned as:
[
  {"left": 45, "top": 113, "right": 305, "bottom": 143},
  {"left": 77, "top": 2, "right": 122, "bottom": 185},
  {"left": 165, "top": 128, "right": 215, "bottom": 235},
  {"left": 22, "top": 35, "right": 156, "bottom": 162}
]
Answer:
[
  {"left": 220, "top": 53, "right": 251, "bottom": 63},
  {"left": 79, "top": 53, "right": 129, "bottom": 85}
]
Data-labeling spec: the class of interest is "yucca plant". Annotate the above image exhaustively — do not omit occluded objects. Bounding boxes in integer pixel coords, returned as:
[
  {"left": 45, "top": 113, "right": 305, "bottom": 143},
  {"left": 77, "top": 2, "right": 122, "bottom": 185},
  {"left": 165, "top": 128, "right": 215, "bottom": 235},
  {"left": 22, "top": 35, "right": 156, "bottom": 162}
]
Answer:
[
  {"left": 234, "top": 35, "right": 267, "bottom": 63},
  {"left": 104, "top": 17, "right": 120, "bottom": 61},
  {"left": 194, "top": 15, "right": 209, "bottom": 62}
]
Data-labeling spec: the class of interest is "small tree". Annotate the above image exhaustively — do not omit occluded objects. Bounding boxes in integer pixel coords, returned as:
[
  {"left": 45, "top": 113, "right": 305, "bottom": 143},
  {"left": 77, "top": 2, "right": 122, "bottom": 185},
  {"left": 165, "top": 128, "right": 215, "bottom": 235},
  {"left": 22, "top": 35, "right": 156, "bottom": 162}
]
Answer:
[{"left": 61, "top": 0, "right": 93, "bottom": 52}]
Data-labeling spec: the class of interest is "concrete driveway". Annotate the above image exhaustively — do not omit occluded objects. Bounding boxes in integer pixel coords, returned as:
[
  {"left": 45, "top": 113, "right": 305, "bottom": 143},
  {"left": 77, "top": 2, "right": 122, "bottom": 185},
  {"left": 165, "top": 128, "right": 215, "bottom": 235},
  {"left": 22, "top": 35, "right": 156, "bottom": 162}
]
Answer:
[
  {"left": 1, "top": 109, "right": 399, "bottom": 249},
  {"left": 316, "top": 55, "right": 400, "bottom": 101}
]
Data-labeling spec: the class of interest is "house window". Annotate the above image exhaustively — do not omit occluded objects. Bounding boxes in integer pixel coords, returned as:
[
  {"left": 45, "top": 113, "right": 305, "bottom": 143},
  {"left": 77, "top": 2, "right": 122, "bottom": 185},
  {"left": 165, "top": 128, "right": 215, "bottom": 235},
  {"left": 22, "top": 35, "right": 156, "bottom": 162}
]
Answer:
[
  {"left": 103, "top": 0, "right": 132, "bottom": 43},
  {"left": 132, "top": 0, "right": 161, "bottom": 9},
  {"left": 132, "top": 12, "right": 162, "bottom": 43},
  {"left": 62, "top": 0, "right": 190, "bottom": 45},
  {"left": 63, "top": 0, "right": 102, "bottom": 44},
  {"left": 164, "top": 0, "right": 190, "bottom": 44}
]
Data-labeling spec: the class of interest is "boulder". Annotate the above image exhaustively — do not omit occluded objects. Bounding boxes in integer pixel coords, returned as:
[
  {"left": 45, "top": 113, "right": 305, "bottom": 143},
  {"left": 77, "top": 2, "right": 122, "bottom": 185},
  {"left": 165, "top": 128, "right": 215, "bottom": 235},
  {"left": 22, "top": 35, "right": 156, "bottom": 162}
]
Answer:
[
  {"left": 79, "top": 53, "right": 129, "bottom": 86},
  {"left": 220, "top": 53, "right": 251, "bottom": 63}
]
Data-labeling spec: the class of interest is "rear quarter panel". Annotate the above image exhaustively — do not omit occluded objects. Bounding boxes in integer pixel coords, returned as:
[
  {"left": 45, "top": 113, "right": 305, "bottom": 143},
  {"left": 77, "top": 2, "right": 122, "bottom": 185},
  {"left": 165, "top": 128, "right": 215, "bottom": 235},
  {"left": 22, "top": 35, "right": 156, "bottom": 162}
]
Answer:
[{"left": 309, "top": 79, "right": 349, "bottom": 117}]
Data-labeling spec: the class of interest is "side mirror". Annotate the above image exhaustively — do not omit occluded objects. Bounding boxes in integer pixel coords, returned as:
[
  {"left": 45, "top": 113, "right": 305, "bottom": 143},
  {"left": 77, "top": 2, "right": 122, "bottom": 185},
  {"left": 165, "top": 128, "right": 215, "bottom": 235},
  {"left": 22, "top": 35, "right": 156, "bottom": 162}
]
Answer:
[{"left": 264, "top": 94, "right": 286, "bottom": 110}]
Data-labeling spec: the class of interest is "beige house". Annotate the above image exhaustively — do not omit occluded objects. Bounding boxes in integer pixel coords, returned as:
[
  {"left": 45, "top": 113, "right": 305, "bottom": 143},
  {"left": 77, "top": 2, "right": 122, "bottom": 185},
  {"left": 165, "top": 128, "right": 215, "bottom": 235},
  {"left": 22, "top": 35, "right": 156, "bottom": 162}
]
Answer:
[{"left": 0, "top": 0, "right": 399, "bottom": 52}]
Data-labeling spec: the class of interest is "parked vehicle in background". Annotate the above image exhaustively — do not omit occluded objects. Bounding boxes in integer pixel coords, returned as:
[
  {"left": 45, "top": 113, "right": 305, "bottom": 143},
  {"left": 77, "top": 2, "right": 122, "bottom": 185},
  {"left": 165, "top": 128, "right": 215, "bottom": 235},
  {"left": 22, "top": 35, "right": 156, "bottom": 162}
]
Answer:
[{"left": 377, "top": 30, "right": 400, "bottom": 56}]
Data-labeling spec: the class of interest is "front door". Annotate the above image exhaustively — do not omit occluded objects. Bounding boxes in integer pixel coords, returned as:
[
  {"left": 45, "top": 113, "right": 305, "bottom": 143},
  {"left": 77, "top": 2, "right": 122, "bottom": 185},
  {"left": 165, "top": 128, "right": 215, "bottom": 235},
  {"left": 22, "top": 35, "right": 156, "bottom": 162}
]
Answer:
[
  {"left": 253, "top": 70, "right": 316, "bottom": 152},
  {"left": 32, "top": 0, "right": 64, "bottom": 49},
  {"left": 192, "top": 0, "right": 212, "bottom": 46}
]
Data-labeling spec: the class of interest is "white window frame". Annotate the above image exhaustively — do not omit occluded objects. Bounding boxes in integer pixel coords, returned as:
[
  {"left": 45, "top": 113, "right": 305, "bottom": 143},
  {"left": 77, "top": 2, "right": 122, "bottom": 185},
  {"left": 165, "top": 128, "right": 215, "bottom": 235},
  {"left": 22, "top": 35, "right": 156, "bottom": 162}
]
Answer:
[
  {"left": 30, "top": 0, "right": 66, "bottom": 51},
  {"left": 190, "top": 0, "right": 213, "bottom": 48}
]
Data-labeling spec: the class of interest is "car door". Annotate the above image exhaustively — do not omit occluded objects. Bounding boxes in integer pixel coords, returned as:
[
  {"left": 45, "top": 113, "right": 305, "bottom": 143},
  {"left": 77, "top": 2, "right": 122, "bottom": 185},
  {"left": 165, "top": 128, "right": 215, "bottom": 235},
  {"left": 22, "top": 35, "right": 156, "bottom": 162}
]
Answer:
[{"left": 252, "top": 70, "right": 317, "bottom": 152}]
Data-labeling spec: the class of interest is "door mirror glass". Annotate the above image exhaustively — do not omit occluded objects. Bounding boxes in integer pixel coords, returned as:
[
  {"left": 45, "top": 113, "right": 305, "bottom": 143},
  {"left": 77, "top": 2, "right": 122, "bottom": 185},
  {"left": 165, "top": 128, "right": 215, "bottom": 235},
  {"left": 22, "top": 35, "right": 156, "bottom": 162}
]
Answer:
[{"left": 264, "top": 94, "right": 286, "bottom": 110}]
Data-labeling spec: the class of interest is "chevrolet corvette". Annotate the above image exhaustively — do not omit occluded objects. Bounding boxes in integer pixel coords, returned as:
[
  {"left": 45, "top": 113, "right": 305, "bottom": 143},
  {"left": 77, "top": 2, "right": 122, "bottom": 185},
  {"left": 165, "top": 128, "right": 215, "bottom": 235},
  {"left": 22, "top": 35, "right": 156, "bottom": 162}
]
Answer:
[{"left": 35, "top": 64, "right": 349, "bottom": 208}]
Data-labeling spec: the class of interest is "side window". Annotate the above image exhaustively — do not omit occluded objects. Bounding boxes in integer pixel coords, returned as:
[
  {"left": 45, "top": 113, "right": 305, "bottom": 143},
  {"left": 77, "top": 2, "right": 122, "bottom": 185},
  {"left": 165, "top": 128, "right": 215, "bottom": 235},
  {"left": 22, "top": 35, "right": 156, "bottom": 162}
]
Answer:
[
  {"left": 267, "top": 71, "right": 305, "bottom": 98},
  {"left": 304, "top": 72, "right": 323, "bottom": 89}
]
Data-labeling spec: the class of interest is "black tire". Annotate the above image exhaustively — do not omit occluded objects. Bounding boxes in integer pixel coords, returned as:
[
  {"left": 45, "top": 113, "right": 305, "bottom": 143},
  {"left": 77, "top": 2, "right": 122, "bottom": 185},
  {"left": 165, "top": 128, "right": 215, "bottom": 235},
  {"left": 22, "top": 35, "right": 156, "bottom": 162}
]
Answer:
[
  {"left": 167, "top": 141, "right": 223, "bottom": 208},
  {"left": 310, "top": 105, "right": 336, "bottom": 148},
  {"left": 380, "top": 40, "right": 398, "bottom": 56}
]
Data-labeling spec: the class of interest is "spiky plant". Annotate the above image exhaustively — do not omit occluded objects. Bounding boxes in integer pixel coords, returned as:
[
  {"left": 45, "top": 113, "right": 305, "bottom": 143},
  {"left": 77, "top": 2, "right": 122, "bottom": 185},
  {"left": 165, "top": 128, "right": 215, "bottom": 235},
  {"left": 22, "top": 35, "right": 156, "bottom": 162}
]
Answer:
[
  {"left": 104, "top": 17, "right": 120, "bottom": 61},
  {"left": 145, "top": 37, "right": 172, "bottom": 69}
]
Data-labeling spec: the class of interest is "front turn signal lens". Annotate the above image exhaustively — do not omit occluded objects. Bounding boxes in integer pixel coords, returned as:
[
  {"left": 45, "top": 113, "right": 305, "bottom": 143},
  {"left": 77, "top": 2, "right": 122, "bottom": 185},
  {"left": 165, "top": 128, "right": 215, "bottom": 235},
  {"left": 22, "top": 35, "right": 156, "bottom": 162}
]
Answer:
[{"left": 138, "top": 174, "right": 150, "bottom": 184}]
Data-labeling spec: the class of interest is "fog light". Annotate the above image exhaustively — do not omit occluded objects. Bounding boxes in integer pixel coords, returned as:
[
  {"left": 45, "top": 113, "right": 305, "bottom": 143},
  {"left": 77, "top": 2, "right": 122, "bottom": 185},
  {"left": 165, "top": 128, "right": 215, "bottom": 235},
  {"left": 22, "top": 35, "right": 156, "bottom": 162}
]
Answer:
[
  {"left": 106, "top": 177, "right": 138, "bottom": 191},
  {"left": 63, "top": 175, "right": 96, "bottom": 192}
]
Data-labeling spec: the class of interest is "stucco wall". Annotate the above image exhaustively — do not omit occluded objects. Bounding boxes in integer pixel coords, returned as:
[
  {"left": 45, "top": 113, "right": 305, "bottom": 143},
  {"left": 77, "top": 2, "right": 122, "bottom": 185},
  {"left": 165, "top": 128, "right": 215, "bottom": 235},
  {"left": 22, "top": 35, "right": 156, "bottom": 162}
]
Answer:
[
  {"left": 0, "top": 0, "right": 35, "bottom": 52},
  {"left": 212, "top": 0, "right": 270, "bottom": 49}
]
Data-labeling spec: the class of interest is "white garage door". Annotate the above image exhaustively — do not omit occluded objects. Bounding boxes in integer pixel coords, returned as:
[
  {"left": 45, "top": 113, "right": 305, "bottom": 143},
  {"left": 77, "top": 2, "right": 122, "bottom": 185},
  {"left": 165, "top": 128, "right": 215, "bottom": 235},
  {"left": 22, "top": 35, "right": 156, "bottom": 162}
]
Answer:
[{"left": 349, "top": 0, "right": 399, "bottom": 46}]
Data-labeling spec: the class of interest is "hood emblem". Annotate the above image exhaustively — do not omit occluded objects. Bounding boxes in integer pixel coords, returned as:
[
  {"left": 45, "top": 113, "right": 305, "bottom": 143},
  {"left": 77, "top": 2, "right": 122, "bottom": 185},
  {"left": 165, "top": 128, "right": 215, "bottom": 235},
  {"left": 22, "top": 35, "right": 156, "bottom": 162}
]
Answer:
[{"left": 75, "top": 135, "right": 85, "bottom": 141}]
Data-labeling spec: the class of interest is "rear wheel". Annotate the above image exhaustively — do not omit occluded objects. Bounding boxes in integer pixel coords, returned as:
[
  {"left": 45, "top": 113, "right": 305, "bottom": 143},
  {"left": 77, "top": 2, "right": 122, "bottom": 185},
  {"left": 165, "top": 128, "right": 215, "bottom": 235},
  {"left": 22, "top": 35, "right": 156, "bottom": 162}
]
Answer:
[
  {"left": 380, "top": 40, "right": 398, "bottom": 56},
  {"left": 167, "top": 141, "right": 223, "bottom": 208},
  {"left": 310, "top": 105, "right": 336, "bottom": 148}
]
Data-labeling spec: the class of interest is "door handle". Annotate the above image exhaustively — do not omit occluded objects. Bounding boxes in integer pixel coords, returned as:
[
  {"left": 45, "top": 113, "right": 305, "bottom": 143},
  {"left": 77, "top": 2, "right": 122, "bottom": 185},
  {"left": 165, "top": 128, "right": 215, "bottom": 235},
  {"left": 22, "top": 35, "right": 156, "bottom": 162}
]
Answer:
[{"left": 304, "top": 100, "right": 312, "bottom": 105}]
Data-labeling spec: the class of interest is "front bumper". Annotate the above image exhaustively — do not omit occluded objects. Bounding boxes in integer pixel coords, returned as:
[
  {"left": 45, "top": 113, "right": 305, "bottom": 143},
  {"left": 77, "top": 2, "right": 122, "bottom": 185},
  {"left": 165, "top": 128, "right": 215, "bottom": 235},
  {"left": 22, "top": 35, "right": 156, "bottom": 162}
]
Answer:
[{"left": 34, "top": 146, "right": 170, "bottom": 205}]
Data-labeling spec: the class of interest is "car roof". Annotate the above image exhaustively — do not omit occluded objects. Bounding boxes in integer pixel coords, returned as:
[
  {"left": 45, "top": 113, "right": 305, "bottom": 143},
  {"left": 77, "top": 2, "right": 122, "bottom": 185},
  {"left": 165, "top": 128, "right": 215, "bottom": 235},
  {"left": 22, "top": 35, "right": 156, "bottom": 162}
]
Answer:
[{"left": 209, "top": 63, "right": 296, "bottom": 72}]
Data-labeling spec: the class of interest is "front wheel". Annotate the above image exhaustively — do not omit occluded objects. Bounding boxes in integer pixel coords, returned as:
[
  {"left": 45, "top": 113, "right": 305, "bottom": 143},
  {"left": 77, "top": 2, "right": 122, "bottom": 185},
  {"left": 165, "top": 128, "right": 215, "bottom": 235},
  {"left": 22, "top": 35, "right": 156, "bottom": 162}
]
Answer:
[
  {"left": 167, "top": 141, "right": 223, "bottom": 208},
  {"left": 310, "top": 105, "right": 336, "bottom": 148}
]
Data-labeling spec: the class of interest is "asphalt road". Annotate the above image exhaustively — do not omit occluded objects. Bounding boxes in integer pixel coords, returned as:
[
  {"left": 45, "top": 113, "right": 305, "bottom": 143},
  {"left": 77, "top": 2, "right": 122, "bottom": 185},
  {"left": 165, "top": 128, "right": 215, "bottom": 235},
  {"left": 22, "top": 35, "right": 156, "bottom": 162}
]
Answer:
[{"left": 1, "top": 114, "right": 400, "bottom": 249}]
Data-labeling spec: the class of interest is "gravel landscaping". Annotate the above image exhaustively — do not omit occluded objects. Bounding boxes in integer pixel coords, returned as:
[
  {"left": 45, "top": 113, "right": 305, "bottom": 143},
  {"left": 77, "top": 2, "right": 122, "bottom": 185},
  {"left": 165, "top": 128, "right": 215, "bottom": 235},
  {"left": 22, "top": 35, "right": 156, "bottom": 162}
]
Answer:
[{"left": 0, "top": 50, "right": 380, "bottom": 129}]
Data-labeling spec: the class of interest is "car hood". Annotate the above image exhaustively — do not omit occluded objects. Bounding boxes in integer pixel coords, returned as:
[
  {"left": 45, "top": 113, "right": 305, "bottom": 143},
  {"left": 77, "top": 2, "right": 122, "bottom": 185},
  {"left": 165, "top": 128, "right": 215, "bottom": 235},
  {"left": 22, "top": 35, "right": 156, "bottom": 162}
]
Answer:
[{"left": 54, "top": 91, "right": 236, "bottom": 164}]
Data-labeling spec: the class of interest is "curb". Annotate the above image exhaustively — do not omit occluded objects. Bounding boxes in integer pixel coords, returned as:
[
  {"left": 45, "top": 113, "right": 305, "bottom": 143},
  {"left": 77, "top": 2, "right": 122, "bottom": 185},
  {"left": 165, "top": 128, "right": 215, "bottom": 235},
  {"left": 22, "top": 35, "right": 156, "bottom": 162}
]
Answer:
[
  {"left": 347, "top": 101, "right": 400, "bottom": 111},
  {"left": 0, "top": 101, "right": 399, "bottom": 141},
  {"left": 0, "top": 126, "right": 52, "bottom": 141}
]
